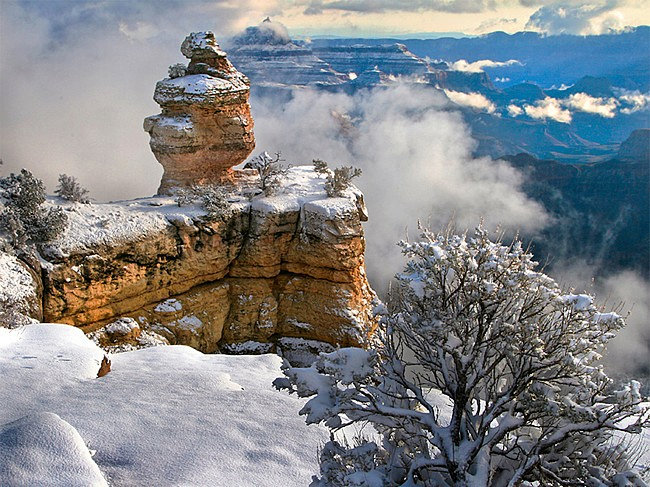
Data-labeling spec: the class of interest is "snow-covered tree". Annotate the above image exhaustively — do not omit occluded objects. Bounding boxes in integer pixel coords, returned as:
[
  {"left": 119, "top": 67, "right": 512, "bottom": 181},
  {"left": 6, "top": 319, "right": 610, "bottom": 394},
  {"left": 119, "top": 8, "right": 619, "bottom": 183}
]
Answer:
[
  {"left": 0, "top": 169, "right": 67, "bottom": 248},
  {"left": 275, "top": 226, "right": 649, "bottom": 486},
  {"left": 313, "top": 158, "right": 330, "bottom": 176},
  {"left": 325, "top": 166, "right": 361, "bottom": 197},
  {"left": 201, "top": 185, "right": 231, "bottom": 220},
  {"left": 245, "top": 151, "right": 287, "bottom": 195},
  {"left": 55, "top": 174, "right": 90, "bottom": 203},
  {"left": 168, "top": 63, "right": 187, "bottom": 79},
  {"left": 311, "top": 159, "right": 362, "bottom": 197}
]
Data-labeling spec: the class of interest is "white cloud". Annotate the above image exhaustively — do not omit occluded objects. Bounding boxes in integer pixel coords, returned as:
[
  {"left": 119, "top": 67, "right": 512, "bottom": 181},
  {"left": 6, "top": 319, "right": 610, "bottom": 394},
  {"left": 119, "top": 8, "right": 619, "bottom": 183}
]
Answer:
[
  {"left": 614, "top": 88, "right": 650, "bottom": 114},
  {"left": 507, "top": 104, "right": 523, "bottom": 116},
  {"left": 252, "top": 83, "right": 548, "bottom": 290},
  {"left": 302, "top": 0, "right": 501, "bottom": 15},
  {"left": 118, "top": 21, "right": 159, "bottom": 41},
  {"left": 564, "top": 92, "right": 619, "bottom": 118},
  {"left": 526, "top": 1, "right": 629, "bottom": 35},
  {"left": 474, "top": 16, "right": 518, "bottom": 33},
  {"left": 524, "top": 97, "right": 572, "bottom": 123},
  {"left": 448, "top": 59, "right": 521, "bottom": 73},
  {"left": 443, "top": 89, "right": 496, "bottom": 113}
]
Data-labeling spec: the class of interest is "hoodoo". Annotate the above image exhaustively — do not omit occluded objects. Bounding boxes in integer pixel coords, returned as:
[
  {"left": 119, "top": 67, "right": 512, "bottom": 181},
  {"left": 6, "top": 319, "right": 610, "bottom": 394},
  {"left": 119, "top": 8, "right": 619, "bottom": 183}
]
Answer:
[{"left": 144, "top": 32, "right": 256, "bottom": 195}]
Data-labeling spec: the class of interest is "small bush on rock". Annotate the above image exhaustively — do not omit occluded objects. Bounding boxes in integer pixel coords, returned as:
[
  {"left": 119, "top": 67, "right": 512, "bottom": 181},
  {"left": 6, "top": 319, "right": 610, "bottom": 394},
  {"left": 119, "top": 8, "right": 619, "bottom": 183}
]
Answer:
[
  {"left": 246, "top": 152, "right": 287, "bottom": 195},
  {"left": 201, "top": 186, "right": 230, "bottom": 220},
  {"left": 174, "top": 184, "right": 231, "bottom": 221},
  {"left": 312, "top": 159, "right": 362, "bottom": 197},
  {"left": 312, "top": 159, "right": 330, "bottom": 176},
  {"left": 325, "top": 166, "right": 362, "bottom": 197},
  {"left": 175, "top": 186, "right": 200, "bottom": 207},
  {"left": 168, "top": 63, "right": 187, "bottom": 78},
  {"left": 55, "top": 174, "right": 90, "bottom": 203}
]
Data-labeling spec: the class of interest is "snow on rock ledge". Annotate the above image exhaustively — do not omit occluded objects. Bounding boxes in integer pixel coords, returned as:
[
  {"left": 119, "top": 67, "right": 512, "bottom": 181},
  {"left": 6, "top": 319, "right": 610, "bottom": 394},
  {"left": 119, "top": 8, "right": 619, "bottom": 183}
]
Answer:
[
  {"left": 34, "top": 166, "right": 375, "bottom": 352},
  {"left": 0, "top": 253, "right": 41, "bottom": 328}
]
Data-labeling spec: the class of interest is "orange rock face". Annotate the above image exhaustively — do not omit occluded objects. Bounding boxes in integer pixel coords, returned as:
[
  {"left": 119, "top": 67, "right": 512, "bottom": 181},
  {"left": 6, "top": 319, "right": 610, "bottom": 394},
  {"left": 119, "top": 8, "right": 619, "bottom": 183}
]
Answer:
[
  {"left": 39, "top": 167, "right": 376, "bottom": 353},
  {"left": 144, "top": 32, "right": 255, "bottom": 195}
]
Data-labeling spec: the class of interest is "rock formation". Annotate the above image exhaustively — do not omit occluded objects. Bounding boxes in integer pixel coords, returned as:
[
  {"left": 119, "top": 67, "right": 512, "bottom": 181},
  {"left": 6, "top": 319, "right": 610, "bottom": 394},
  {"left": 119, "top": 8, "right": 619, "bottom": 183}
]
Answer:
[
  {"left": 1, "top": 30, "right": 377, "bottom": 357},
  {"left": 144, "top": 32, "right": 256, "bottom": 194},
  {"left": 229, "top": 19, "right": 346, "bottom": 90},
  {"left": 617, "top": 129, "right": 650, "bottom": 161},
  {"left": 18, "top": 167, "right": 375, "bottom": 353}
]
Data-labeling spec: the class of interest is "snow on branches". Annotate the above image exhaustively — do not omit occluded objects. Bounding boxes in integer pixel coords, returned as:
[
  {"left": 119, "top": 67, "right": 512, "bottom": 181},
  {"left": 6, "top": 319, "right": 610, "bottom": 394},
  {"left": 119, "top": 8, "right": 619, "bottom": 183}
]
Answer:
[
  {"left": 276, "top": 225, "right": 649, "bottom": 486},
  {"left": 245, "top": 151, "right": 288, "bottom": 195},
  {"left": 0, "top": 169, "right": 67, "bottom": 248}
]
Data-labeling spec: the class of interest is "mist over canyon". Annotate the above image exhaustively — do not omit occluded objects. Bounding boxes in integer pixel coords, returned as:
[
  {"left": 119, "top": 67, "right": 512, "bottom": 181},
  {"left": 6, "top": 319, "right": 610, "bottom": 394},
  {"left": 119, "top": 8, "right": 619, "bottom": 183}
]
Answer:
[
  {"left": 1, "top": 8, "right": 648, "bottom": 388},
  {"left": 1, "top": 2, "right": 650, "bottom": 483}
]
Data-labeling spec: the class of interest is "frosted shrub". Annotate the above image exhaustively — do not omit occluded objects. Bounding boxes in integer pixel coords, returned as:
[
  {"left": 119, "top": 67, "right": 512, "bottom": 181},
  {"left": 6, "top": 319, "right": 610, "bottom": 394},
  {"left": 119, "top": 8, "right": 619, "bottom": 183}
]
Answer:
[
  {"left": 168, "top": 63, "right": 187, "bottom": 78},
  {"left": 55, "top": 174, "right": 90, "bottom": 203},
  {"left": 175, "top": 186, "right": 200, "bottom": 207},
  {"left": 245, "top": 151, "right": 287, "bottom": 195},
  {"left": 276, "top": 225, "right": 649, "bottom": 486},
  {"left": 326, "top": 166, "right": 361, "bottom": 197},
  {"left": 175, "top": 184, "right": 231, "bottom": 221},
  {"left": 0, "top": 169, "right": 67, "bottom": 248},
  {"left": 201, "top": 186, "right": 230, "bottom": 220},
  {"left": 312, "top": 158, "right": 330, "bottom": 176}
]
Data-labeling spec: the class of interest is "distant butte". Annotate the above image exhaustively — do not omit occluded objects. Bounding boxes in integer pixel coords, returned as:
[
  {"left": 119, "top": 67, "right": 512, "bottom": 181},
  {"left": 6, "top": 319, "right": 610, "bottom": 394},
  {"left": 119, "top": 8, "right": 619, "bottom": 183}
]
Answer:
[{"left": 144, "top": 32, "right": 256, "bottom": 195}]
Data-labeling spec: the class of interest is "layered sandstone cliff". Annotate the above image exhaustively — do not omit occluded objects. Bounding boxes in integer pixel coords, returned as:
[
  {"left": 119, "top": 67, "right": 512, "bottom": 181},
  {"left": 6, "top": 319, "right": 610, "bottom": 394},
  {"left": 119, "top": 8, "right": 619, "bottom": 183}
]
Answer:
[
  {"left": 0, "top": 31, "right": 376, "bottom": 355},
  {"left": 144, "top": 32, "right": 255, "bottom": 194},
  {"left": 22, "top": 167, "right": 374, "bottom": 353}
]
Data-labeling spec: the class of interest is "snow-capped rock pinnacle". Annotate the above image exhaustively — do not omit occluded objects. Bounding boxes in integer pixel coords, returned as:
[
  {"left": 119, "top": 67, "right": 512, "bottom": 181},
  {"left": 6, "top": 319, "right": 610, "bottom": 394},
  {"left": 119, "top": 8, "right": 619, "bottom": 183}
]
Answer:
[{"left": 144, "top": 32, "right": 255, "bottom": 195}]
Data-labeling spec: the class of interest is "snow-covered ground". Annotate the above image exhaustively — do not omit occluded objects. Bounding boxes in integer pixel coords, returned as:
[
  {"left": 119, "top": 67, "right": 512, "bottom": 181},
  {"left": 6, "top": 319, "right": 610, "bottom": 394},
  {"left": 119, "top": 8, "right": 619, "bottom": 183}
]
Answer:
[{"left": 0, "top": 324, "right": 328, "bottom": 486}]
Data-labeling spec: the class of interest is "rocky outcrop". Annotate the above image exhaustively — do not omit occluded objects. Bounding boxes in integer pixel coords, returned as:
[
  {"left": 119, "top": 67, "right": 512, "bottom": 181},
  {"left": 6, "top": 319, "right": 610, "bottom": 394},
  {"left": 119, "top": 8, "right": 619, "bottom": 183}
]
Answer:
[
  {"left": 0, "top": 30, "right": 377, "bottom": 355},
  {"left": 312, "top": 43, "right": 431, "bottom": 78},
  {"left": 229, "top": 20, "right": 345, "bottom": 90},
  {"left": 36, "top": 167, "right": 375, "bottom": 353},
  {"left": 144, "top": 32, "right": 255, "bottom": 194}
]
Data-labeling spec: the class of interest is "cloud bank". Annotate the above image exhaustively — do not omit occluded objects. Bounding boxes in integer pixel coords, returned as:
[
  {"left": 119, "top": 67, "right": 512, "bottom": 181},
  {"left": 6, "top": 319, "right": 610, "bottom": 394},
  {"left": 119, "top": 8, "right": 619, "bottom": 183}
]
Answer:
[
  {"left": 302, "top": 0, "right": 499, "bottom": 15},
  {"left": 564, "top": 92, "right": 619, "bottom": 117},
  {"left": 505, "top": 90, "right": 648, "bottom": 121},
  {"left": 251, "top": 84, "right": 548, "bottom": 289},
  {"left": 443, "top": 89, "right": 497, "bottom": 113},
  {"left": 449, "top": 59, "right": 522, "bottom": 73},
  {"left": 615, "top": 89, "right": 650, "bottom": 114},
  {"left": 525, "top": 0, "right": 629, "bottom": 35},
  {"left": 523, "top": 97, "right": 573, "bottom": 123}
]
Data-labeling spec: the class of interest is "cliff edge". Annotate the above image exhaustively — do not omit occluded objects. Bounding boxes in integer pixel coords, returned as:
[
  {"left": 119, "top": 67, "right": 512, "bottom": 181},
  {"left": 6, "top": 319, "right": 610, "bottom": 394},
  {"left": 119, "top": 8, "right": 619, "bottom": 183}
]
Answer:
[
  {"left": 3, "top": 166, "right": 375, "bottom": 353},
  {"left": 0, "top": 32, "right": 376, "bottom": 354}
]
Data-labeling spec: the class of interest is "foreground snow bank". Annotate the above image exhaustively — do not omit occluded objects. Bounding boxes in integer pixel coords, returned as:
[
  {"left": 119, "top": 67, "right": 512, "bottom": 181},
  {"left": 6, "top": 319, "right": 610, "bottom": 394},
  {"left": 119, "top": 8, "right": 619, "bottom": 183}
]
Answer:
[
  {"left": 0, "top": 324, "right": 327, "bottom": 486},
  {"left": 0, "top": 412, "right": 108, "bottom": 487}
]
